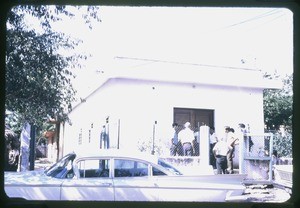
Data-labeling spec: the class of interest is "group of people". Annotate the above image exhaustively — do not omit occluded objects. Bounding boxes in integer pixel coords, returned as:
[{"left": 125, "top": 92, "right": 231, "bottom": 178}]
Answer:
[
  {"left": 170, "top": 121, "right": 247, "bottom": 174},
  {"left": 170, "top": 122, "right": 199, "bottom": 156},
  {"left": 211, "top": 126, "right": 240, "bottom": 174},
  {"left": 212, "top": 123, "right": 249, "bottom": 174}
]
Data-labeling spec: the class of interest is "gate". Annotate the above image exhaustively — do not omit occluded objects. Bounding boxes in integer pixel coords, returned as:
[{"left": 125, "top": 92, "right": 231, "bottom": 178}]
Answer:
[{"left": 240, "top": 133, "right": 274, "bottom": 184}]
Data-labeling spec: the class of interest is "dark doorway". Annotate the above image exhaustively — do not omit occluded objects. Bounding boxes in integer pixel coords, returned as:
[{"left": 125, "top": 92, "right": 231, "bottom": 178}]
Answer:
[{"left": 173, "top": 108, "right": 214, "bottom": 131}]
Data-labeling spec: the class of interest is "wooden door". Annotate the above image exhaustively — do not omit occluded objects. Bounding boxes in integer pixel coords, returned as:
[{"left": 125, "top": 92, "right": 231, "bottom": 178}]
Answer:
[{"left": 173, "top": 108, "right": 214, "bottom": 131}]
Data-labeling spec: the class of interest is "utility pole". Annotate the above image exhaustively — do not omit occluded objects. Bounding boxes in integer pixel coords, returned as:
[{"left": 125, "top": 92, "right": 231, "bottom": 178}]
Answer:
[{"left": 29, "top": 125, "right": 36, "bottom": 170}]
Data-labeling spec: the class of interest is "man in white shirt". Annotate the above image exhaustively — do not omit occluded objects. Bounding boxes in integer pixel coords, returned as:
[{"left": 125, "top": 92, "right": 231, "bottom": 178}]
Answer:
[
  {"left": 178, "top": 122, "right": 195, "bottom": 156},
  {"left": 213, "top": 136, "right": 232, "bottom": 174},
  {"left": 226, "top": 128, "right": 238, "bottom": 174}
]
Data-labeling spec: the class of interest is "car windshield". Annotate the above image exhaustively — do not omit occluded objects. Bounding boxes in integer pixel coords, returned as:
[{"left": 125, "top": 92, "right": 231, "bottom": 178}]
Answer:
[
  {"left": 45, "top": 153, "right": 76, "bottom": 178},
  {"left": 158, "top": 159, "right": 182, "bottom": 175}
]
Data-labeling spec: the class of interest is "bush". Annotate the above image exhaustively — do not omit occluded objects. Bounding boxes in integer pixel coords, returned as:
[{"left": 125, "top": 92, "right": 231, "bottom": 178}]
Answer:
[{"left": 272, "top": 129, "right": 292, "bottom": 158}]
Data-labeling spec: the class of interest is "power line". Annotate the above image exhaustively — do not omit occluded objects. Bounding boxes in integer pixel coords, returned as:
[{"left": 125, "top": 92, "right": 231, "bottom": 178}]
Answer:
[
  {"left": 219, "top": 9, "right": 283, "bottom": 30},
  {"left": 115, "top": 56, "right": 261, "bottom": 72}
]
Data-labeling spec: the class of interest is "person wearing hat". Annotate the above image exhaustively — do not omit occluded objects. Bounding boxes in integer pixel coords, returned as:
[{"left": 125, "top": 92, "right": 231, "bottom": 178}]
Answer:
[{"left": 178, "top": 122, "right": 194, "bottom": 156}]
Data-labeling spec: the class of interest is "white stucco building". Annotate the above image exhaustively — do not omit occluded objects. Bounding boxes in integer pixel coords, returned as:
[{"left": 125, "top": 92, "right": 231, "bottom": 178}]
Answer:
[{"left": 59, "top": 58, "right": 281, "bottom": 157}]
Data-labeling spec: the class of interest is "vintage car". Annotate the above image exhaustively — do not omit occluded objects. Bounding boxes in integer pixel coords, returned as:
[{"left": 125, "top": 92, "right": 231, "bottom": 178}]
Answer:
[{"left": 5, "top": 150, "right": 247, "bottom": 202}]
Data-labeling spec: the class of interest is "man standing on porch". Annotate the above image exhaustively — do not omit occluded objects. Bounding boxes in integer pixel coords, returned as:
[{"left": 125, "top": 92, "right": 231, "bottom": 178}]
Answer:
[
  {"left": 213, "top": 136, "right": 232, "bottom": 174},
  {"left": 178, "top": 122, "right": 194, "bottom": 156},
  {"left": 170, "top": 123, "right": 180, "bottom": 156},
  {"left": 209, "top": 127, "right": 218, "bottom": 169},
  {"left": 226, "top": 128, "right": 239, "bottom": 174}
]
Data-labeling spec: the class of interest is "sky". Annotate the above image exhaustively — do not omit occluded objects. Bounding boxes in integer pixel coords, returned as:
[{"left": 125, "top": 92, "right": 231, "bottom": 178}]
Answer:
[{"left": 48, "top": 6, "right": 293, "bottom": 98}]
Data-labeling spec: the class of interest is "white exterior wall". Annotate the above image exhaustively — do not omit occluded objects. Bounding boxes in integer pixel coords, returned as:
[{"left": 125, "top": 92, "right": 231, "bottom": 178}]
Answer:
[{"left": 62, "top": 78, "right": 265, "bottom": 157}]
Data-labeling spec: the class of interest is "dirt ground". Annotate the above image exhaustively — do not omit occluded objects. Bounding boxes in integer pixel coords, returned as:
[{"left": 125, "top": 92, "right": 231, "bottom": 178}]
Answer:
[{"left": 243, "top": 184, "right": 291, "bottom": 203}]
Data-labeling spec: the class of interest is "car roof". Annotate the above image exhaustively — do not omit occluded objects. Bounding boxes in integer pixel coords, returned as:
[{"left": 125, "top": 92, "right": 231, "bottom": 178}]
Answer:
[{"left": 74, "top": 149, "right": 159, "bottom": 164}]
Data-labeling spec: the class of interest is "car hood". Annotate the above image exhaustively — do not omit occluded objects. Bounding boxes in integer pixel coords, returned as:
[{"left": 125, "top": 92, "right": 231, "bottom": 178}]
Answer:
[{"left": 4, "top": 170, "right": 64, "bottom": 186}]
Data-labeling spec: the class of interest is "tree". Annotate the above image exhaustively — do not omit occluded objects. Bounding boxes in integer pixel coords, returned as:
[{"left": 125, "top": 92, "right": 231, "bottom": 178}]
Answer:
[
  {"left": 273, "top": 130, "right": 292, "bottom": 158},
  {"left": 5, "top": 5, "right": 101, "bottom": 167},
  {"left": 263, "top": 73, "right": 293, "bottom": 157},
  {"left": 263, "top": 73, "right": 293, "bottom": 130},
  {"left": 6, "top": 5, "right": 100, "bottom": 127}
]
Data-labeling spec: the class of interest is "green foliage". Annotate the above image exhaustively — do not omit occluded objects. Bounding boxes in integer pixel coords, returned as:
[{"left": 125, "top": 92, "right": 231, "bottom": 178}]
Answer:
[
  {"left": 5, "top": 111, "right": 22, "bottom": 134},
  {"left": 263, "top": 73, "right": 293, "bottom": 130},
  {"left": 5, "top": 5, "right": 101, "bottom": 127},
  {"left": 273, "top": 130, "right": 293, "bottom": 158},
  {"left": 263, "top": 73, "right": 293, "bottom": 158}
]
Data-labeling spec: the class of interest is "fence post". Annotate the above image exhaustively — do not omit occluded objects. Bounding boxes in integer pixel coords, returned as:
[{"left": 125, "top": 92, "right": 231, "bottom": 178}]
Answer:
[{"left": 200, "top": 125, "right": 210, "bottom": 165}]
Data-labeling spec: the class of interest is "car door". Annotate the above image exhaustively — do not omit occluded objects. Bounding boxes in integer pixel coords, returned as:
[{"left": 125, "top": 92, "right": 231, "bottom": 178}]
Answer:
[
  {"left": 113, "top": 158, "right": 159, "bottom": 201},
  {"left": 151, "top": 175, "right": 213, "bottom": 201},
  {"left": 153, "top": 174, "right": 245, "bottom": 202},
  {"left": 150, "top": 164, "right": 204, "bottom": 202},
  {"left": 60, "top": 158, "right": 114, "bottom": 201}
]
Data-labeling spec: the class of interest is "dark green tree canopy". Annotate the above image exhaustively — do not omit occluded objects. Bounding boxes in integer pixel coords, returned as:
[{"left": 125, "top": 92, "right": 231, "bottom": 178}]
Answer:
[
  {"left": 263, "top": 73, "right": 293, "bottom": 131},
  {"left": 5, "top": 5, "right": 100, "bottom": 128}
]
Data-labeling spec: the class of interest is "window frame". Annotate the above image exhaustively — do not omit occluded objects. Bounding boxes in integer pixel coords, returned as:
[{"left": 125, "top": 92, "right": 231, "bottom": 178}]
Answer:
[
  {"left": 113, "top": 158, "right": 150, "bottom": 178},
  {"left": 76, "top": 158, "right": 111, "bottom": 178}
]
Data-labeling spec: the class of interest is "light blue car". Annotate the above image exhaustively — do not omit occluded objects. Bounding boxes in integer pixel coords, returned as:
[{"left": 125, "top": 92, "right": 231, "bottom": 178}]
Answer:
[{"left": 5, "top": 150, "right": 247, "bottom": 202}]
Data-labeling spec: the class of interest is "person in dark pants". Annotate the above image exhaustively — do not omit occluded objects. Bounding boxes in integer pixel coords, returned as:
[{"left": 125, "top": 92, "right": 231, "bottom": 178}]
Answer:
[
  {"left": 178, "top": 122, "right": 194, "bottom": 156},
  {"left": 209, "top": 127, "right": 217, "bottom": 169},
  {"left": 213, "top": 137, "right": 232, "bottom": 174},
  {"left": 170, "top": 123, "right": 180, "bottom": 156},
  {"left": 193, "top": 130, "right": 200, "bottom": 156}
]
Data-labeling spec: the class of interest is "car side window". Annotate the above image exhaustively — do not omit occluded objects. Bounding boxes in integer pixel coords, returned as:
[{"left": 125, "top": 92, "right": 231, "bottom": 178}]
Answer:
[
  {"left": 45, "top": 153, "right": 76, "bottom": 179},
  {"left": 114, "top": 159, "right": 148, "bottom": 177},
  {"left": 78, "top": 159, "right": 110, "bottom": 178},
  {"left": 152, "top": 167, "right": 167, "bottom": 176}
]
